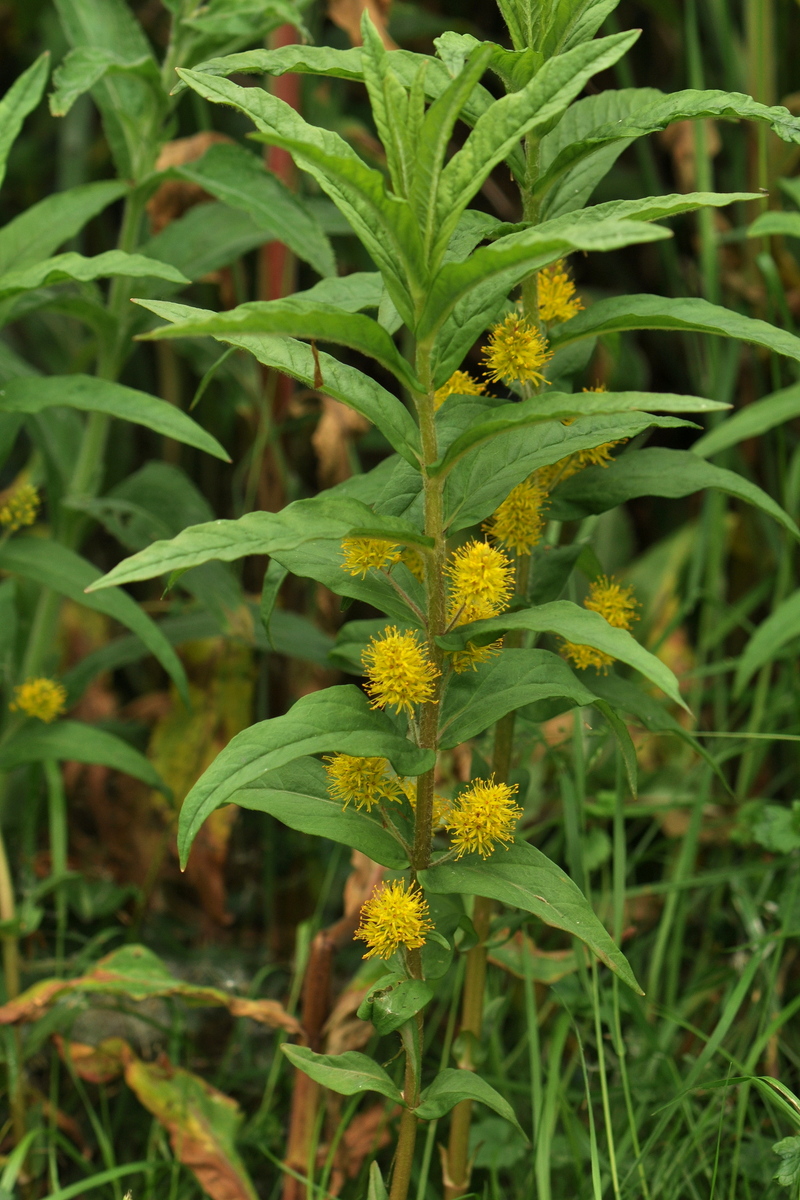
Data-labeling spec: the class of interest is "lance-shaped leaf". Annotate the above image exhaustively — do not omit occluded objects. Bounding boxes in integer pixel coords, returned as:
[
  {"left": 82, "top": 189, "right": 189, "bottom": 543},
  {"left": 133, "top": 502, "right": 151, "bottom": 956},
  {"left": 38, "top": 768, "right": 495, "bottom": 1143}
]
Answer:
[
  {"left": 136, "top": 300, "right": 422, "bottom": 468},
  {"left": 692, "top": 382, "right": 800, "bottom": 458},
  {"left": 445, "top": 412, "right": 697, "bottom": 532},
  {"left": 0, "top": 180, "right": 128, "bottom": 275},
  {"left": 430, "top": 391, "right": 726, "bottom": 475},
  {"left": 282, "top": 1046, "right": 404, "bottom": 1104},
  {"left": 748, "top": 211, "right": 800, "bottom": 240},
  {"left": 421, "top": 841, "right": 642, "bottom": 993},
  {"left": 0, "top": 375, "right": 229, "bottom": 462},
  {"left": 535, "top": 189, "right": 762, "bottom": 237},
  {"left": 414, "top": 1068, "right": 526, "bottom": 1135},
  {"left": 0, "top": 250, "right": 189, "bottom": 300},
  {"left": 231, "top": 758, "right": 409, "bottom": 869},
  {"left": 535, "top": 88, "right": 800, "bottom": 203},
  {"left": 175, "top": 68, "right": 424, "bottom": 325},
  {"left": 548, "top": 294, "right": 800, "bottom": 363},
  {"left": 142, "top": 297, "right": 420, "bottom": 392},
  {"left": 0, "top": 539, "right": 189, "bottom": 704},
  {"left": 49, "top": 47, "right": 161, "bottom": 118},
  {"left": 436, "top": 601, "right": 685, "bottom": 709},
  {"left": 177, "top": 685, "right": 433, "bottom": 865},
  {"left": 422, "top": 218, "right": 670, "bottom": 356},
  {"left": 85, "top": 493, "right": 427, "bottom": 622},
  {"left": 173, "top": 141, "right": 336, "bottom": 279},
  {"left": 0, "top": 722, "right": 165, "bottom": 793},
  {"left": 439, "top": 650, "right": 597, "bottom": 748},
  {"left": 433, "top": 30, "right": 639, "bottom": 261},
  {"left": 170, "top": 45, "right": 496, "bottom": 134},
  {"left": 0, "top": 52, "right": 49, "bottom": 191},
  {"left": 547, "top": 447, "right": 800, "bottom": 540},
  {"left": 734, "top": 589, "right": 800, "bottom": 696}
]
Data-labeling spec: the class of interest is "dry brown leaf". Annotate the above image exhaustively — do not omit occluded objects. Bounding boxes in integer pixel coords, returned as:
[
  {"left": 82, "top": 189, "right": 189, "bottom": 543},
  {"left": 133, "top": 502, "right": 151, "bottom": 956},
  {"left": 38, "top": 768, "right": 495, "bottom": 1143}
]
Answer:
[
  {"left": 660, "top": 119, "right": 721, "bottom": 193},
  {"left": 147, "top": 131, "right": 232, "bottom": 234},
  {"left": 328, "top": 1103, "right": 395, "bottom": 1193},
  {"left": 312, "top": 395, "right": 370, "bottom": 487},
  {"left": 328, "top": 0, "right": 396, "bottom": 48}
]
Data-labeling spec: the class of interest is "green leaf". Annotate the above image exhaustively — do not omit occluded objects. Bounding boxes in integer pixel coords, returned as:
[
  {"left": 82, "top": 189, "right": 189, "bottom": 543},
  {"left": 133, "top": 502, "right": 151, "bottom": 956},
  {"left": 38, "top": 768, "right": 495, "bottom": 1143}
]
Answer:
[
  {"left": 136, "top": 298, "right": 421, "bottom": 466},
  {"left": 535, "top": 89, "right": 800, "bottom": 206},
  {"left": 0, "top": 721, "right": 165, "bottom": 793},
  {"left": 231, "top": 758, "right": 408, "bottom": 870},
  {"left": 537, "top": 188, "right": 761, "bottom": 233},
  {"left": 421, "top": 841, "right": 642, "bottom": 993},
  {"left": 749, "top": 211, "right": 800, "bottom": 240},
  {"left": 0, "top": 539, "right": 189, "bottom": 704},
  {"left": 49, "top": 46, "right": 159, "bottom": 117},
  {"left": 586, "top": 672, "right": 727, "bottom": 788},
  {"left": 140, "top": 203, "right": 285, "bottom": 286},
  {"left": 0, "top": 250, "right": 189, "bottom": 300},
  {"left": 548, "top": 447, "right": 799, "bottom": 541},
  {"left": 367, "top": 1162, "right": 388, "bottom": 1200},
  {"left": 735, "top": 589, "right": 800, "bottom": 696},
  {"left": 439, "top": 650, "right": 596, "bottom": 749},
  {"left": 0, "top": 52, "right": 49, "bottom": 192},
  {"left": 593, "top": 699, "right": 637, "bottom": 798},
  {"left": 433, "top": 31, "right": 639, "bottom": 260},
  {"left": 0, "top": 374, "right": 229, "bottom": 462},
  {"left": 692, "top": 382, "right": 800, "bottom": 458},
  {"left": 86, "top": 493, "right": 425, "bottom": 620},
  {"left": 260, "top": 559, "right": 289, "bottom": 650},
  {"left": 423, "top": 219, "right": 671, "bottom": 365},
  {"left": 431, "top": 391, "right": 726, "bottom": 476},
  {"left": 357, "top": 976, "right": 433, "bottom": 1035},
  {"left": 142, "top": 297, "right": 420, "bottom": 391},
  {"left": 0, "top": 180, "right": 127, "bottom": 275},
  {"left": 174, "top": 142, "right": 336, "bottom": 278},
  {"left": 175, "top": 67, "right": 424, "bottom": 326},
  {"left": 281, "top": 1045, "right": 404, "bottom": 1104},
  {"left": 773, "top": 1136, "right": 800, "bottom": 1188},
  {"left": 549, "top": 293, "right": 800, "bottom": 364},
  {"left": 436, "top": 601, "right": 685, "bottom": 710},
  {"left": 414, "top": 1068, "right": 526, "bottom": 1136},
  {"left": 445, "top": 412, "right": 696, "bottom": 533},
  {"left": 177, "top": 685, "right": 433, "bottom": 865}
]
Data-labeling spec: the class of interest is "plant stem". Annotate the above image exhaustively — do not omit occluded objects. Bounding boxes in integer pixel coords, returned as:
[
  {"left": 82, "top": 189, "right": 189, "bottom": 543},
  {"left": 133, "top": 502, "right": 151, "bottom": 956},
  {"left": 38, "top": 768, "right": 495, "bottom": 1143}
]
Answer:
[{"left": 0, "top": 824, "right": 26, "bottom": 1145}]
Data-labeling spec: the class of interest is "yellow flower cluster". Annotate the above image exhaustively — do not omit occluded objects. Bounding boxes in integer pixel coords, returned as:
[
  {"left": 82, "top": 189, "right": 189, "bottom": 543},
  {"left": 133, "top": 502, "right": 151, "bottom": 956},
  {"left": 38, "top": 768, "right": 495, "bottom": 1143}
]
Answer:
[
  {"left": 399, "top": 778, "right": 451, "bottom": 827},
  {"left": 536, "top": 440, "right": 623, "bottom": 492},
  {"left": 483, "top": 313, "right": 553, "bottom": 387},
  {"left": 537, "top": 260, "right": 584, "bottom": 325},
  {"left": 445, "top": 540, "right": 514, "bottom": 673},
  {"left": 562, "top": 575, "right": 639, "bottom": 673},
  {"left": 485, "top": 477, "right": 549, "bottom": 556},
  {"left": 10, "top": 677, "right": 67, "bottom": 723},
  {"left": 322, "top": 754, "right": 403, "bottom": 811},
  {"left": 356, "top": 880, "right": 434, "bottom": 959},
  {"left": 434, "top": 370, "right": 486, "bottom": 411},
  {"left": 0, "top": 484, "right": 40, "bottom": 533},
  {"left": 341, "top": 537, "right": 402, "bottom": 578},
  {"left": 446, "top": 776, "right": 522, "bottom": 858},
  {"left": 362, "top": 626, "right": 439, "bottom": 714}
]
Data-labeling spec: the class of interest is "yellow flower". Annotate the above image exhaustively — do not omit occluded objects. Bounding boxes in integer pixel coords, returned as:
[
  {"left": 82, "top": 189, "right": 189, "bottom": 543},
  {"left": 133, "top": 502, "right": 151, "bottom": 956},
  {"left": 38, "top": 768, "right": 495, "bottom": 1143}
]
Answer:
[
  {"left": 323, "top": 754, "right": 403, "bottom": 811},
  {"left": 356, "top": 880, "right": 434, "bottom": 959},
  {"left": 446, "top": 540, "right": 514, "bottom": 622},
  {"left": 399, "top": 779, "right": 451, "bottom": 827},
  {"left": 0, "top": 484, "right": 40, "bottom": 533},
  {"left": 341, "top": 537, "right": 402, "bottom": 578},
  {"left": 562, "top": 575, "right": 639, "bottom": 674},
  {"left": 362, "top": 626, "right": 439, "bottom": 714},
  {"left": 536, "top": 440, "right": 623, "bottom": 491},
  {"left": 446, "top": 776, "right": 522, "bottom": 858},
  {"left": 10, "top": 677, "right": 67, "bottom": 723},
  {"left": 485, "top": 477, "right": 549, "bottom": 556},
  {"left": 582, "top": 383, "right": 608, "bottom": 393},
  {"left": 445, "top": 541, "right": 513, "bottom": 674},
  {"left": 399, "top": 547, "right": 425, "bottom": 581},
  {"left": 483, "top": 313, "right": 553, "bottom": 386},
  {"left": 434, "top": 370, "right": 486, "bottom": 411},
  {"left": 585, "top": 575, "right": 639, "bottom": 629},
  {"left": 537, "top": 260, "right": 584, "bottom": 324}
]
